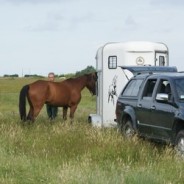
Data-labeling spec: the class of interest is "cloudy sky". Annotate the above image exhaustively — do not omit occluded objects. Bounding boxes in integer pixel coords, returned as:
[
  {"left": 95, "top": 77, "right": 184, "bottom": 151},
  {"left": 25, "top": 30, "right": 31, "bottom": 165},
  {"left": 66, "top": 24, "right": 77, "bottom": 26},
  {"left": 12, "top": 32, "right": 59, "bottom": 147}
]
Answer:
[{"left": 0, "top": 0, "right": 184, "bottom": 76}]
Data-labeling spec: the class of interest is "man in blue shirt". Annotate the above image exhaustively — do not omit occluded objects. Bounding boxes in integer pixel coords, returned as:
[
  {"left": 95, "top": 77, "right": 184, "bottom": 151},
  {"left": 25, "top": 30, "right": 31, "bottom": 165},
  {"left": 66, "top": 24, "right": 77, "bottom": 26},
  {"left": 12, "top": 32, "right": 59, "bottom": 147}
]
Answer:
[{"left": 46, "top": 72, "right": 58, "bottom": 120}]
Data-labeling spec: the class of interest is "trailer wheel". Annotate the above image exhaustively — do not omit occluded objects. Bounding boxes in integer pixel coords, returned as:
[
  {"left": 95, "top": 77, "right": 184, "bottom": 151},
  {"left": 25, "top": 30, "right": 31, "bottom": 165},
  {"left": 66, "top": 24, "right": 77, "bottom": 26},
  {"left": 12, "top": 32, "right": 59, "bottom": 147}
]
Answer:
[
  {"left": 122, "top": 119, "right": 135, "bottom": 138},
  {"left": 88, "top": 116, "right": 92, "bottom": 123},
  {"left": 175, "top": 130, "right": 184, "bottom": 156}
]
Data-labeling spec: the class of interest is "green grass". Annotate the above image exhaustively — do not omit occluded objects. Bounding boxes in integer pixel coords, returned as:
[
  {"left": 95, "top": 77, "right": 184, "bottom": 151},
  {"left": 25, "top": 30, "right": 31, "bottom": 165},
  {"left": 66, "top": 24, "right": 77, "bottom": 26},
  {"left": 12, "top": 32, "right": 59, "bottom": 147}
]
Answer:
[{"left": 0, "top": 77, "right": 184, "bottom": 183}]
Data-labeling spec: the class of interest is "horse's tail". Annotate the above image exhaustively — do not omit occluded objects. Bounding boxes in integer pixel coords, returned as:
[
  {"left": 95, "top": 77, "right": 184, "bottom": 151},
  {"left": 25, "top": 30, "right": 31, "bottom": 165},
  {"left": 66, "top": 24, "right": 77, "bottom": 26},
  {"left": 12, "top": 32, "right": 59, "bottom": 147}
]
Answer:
[{"left": 19, "top": 85, "right": 29, "bottom": 121}]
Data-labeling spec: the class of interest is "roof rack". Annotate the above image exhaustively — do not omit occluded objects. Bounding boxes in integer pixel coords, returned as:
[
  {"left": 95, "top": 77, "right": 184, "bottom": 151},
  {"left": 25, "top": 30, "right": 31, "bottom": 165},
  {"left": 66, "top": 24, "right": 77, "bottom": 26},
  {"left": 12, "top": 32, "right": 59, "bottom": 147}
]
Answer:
[{"left": 119, "top": 66, "right": 177, "bottom": 75}]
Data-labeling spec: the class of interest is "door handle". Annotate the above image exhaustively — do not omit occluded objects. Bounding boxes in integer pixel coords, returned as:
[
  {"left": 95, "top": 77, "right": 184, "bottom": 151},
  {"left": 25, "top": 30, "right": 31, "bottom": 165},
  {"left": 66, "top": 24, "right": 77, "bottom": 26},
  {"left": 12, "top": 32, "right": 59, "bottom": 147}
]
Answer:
[
  {"left": 150, "top": 106, "right": 156, "bottom": 110},
  {"left": 137, "top": 104, "right": 142, "bottom": 108}
]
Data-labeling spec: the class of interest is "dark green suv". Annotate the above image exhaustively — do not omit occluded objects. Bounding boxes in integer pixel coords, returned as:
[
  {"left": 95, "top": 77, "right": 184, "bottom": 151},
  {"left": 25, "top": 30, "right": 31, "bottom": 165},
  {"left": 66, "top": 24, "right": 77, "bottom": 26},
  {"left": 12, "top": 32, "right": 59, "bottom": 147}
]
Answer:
[{"left": 115, "top": 66, "right": 184, "bottom": 154}]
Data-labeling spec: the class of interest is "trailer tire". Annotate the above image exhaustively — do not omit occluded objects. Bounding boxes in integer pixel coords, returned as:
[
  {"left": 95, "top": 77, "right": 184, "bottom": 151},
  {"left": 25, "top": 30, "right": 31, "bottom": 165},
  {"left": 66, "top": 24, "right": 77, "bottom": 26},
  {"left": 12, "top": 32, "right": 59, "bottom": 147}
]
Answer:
[{"left": 88, "top": 116, "right": 92, "bottom": 123}]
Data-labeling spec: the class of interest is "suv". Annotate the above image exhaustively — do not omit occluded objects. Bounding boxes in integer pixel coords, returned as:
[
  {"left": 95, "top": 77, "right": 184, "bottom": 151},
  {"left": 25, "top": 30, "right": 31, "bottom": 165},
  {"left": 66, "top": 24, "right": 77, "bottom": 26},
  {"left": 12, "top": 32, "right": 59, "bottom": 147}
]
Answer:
[{"left": 115, "top": 66, "right": 184, "bottom": 153}]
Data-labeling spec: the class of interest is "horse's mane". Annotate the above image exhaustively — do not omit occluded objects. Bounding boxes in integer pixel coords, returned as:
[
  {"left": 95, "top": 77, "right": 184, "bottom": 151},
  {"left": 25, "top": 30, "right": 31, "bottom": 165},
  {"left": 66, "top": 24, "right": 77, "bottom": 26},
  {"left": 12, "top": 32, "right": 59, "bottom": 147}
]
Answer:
[
  {"left": 64, "top": 74, "right": 89, "bottom": 83},
  {"left": 61, "top": 73, "right": 96, "bottom": 88}
]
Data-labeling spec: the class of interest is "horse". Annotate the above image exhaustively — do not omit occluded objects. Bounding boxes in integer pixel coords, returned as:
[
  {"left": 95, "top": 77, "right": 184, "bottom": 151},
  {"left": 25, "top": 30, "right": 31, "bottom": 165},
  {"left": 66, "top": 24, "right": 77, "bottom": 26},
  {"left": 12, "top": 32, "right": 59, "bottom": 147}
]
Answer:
[{"left": 19, "top": 72, "right": 97, "bottom": 122}]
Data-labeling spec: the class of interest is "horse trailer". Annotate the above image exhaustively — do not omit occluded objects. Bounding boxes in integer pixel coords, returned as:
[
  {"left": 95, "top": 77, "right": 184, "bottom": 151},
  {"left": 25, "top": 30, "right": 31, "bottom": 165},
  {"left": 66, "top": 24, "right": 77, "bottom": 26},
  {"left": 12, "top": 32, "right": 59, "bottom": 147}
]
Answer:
[{"left": 89, "top": 41, "right": 169, "bottom": 127}]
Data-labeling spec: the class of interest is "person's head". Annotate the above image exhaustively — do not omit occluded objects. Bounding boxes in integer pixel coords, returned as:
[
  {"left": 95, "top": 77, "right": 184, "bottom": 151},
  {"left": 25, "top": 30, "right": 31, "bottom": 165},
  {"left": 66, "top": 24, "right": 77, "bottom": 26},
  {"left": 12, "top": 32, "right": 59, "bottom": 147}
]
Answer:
[{"left": 48, "top": 72, "right": 55, "bottom": 81}]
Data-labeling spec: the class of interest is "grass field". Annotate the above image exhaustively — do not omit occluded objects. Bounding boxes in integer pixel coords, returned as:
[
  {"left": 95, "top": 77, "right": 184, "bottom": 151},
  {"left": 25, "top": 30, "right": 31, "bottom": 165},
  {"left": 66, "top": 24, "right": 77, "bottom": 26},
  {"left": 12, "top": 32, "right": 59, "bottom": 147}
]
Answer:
[{"left": 0, "top": 77, "right": 184, "bottom": 184}]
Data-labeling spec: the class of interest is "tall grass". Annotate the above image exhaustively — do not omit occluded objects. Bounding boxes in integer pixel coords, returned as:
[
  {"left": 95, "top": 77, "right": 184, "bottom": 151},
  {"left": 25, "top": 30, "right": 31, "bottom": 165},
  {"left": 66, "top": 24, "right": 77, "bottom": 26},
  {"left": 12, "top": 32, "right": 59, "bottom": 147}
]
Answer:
[{"left": 0, "top": 77, "right": 184, "bottom": 183}]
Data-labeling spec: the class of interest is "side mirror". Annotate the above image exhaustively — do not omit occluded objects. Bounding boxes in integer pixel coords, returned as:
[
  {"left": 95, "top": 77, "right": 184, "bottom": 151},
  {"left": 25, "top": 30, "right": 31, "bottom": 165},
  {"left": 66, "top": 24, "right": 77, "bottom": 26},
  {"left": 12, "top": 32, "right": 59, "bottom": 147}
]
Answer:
[{"left": 156, "top": 93, "right": 169, "bottom": 102}]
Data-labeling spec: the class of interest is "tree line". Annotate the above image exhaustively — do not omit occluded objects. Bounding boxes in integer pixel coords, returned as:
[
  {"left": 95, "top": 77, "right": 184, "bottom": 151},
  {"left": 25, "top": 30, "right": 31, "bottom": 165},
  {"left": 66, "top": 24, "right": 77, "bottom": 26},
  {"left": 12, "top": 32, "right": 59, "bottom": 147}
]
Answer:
[{"left": 2, "top": 66, "right": 96, "bottom": 78}]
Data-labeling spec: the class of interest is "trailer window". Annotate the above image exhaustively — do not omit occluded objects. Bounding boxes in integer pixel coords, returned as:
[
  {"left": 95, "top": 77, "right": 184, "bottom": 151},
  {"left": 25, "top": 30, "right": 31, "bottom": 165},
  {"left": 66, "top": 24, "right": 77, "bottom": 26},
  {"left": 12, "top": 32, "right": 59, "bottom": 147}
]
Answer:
[
  {"left": 159, "top": 56, "right": 165, "bottom": 66},
  {"left": 108, "top": 56, "right": 117, "bottom": 69}
]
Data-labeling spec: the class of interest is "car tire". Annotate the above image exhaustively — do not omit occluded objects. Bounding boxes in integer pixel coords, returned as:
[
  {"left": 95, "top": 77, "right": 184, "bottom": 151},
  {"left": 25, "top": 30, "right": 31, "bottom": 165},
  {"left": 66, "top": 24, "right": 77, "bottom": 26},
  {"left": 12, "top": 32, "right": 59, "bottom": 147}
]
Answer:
[
  {"left": 175, "top": 130, "right": 184, "bottom": 155},
  {"left": 122, "top": 119, "right": 135, "bottom": 138}
]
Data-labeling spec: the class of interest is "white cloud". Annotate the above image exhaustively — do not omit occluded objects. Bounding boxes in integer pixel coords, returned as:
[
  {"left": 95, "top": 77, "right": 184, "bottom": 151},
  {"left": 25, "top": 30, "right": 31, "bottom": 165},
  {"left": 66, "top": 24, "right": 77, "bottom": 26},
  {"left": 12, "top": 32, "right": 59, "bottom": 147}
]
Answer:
[
  {"left": 0, "top": 0, "right": 184, "bottom": 76},
  {"left": 23, "top": 12, "right": 65, "bottom": 32},
  {"left": 150, "top": 0, "right": 184, "bottom": 6},
  {"left": 125, "top": 16, "right": 137, "bottom": 27},
  {"left": 0, "top": 0, "right": 71, "bottom": 5}
]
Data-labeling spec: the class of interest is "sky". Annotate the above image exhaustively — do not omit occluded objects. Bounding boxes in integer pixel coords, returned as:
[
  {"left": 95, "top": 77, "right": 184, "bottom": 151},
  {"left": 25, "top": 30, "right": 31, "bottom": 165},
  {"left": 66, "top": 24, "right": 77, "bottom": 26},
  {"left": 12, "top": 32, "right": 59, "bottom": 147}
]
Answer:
[{"left": 0, "top": 0, "right": 184, "bottom": 76}]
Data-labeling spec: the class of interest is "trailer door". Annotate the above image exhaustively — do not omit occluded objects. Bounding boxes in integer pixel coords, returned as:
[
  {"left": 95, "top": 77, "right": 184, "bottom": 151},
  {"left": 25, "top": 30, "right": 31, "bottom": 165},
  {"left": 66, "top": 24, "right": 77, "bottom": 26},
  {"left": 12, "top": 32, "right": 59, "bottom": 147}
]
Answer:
[{"left": 155, "top": 52, "right": 168, "bottom": 66}]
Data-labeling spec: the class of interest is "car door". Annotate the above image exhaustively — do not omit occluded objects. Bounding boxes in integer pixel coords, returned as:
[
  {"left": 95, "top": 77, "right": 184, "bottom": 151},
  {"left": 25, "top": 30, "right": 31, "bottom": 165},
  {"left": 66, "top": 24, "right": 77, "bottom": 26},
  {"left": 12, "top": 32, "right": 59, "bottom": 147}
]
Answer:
[
  {"left": 136, "top": 78, "right": 158, "bottom": 135},
  {"left": 150, "top": 79, "right": 175, "bottom": 140}
]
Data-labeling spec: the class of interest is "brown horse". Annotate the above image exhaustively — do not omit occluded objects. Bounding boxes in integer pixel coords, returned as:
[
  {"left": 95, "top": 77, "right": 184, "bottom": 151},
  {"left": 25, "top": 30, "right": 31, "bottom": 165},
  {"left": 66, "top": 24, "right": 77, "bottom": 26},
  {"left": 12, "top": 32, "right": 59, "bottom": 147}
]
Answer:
[{"left": 19, "top": 72, "right": 97, "bottom": 122}]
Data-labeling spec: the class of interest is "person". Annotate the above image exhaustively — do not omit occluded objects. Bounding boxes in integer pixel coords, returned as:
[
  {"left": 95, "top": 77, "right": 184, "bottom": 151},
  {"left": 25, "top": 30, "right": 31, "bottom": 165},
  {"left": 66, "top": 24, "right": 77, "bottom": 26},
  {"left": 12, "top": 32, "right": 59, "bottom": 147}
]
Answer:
[{"left": 46, "top": 72, "right": 58, "bottom": 120}]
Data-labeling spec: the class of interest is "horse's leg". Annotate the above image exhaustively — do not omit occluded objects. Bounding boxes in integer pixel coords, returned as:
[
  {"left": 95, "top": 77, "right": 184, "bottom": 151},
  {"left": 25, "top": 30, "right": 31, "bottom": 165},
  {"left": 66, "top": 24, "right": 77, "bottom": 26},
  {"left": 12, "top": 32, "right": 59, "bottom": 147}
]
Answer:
[
  {"left": 27, "top": 98, "right": 45, "bottom": 122},
  {"left": 27, "top": 107, "right": 34, "bottom": 121},
  {"left": 69, "top": 105, "right": 78, "bottom": 124},
  {"left": 26, "top": 97, "right": 34, "bottom": 121},
  {"left": 27, "top": 104, "right": 44, "bottom": 122},
  {"left": 33, "top": 103, "right": 45, "bottom": 120},
  {"left": 63, "top": 107, "right": 68, "bottom": 120}
]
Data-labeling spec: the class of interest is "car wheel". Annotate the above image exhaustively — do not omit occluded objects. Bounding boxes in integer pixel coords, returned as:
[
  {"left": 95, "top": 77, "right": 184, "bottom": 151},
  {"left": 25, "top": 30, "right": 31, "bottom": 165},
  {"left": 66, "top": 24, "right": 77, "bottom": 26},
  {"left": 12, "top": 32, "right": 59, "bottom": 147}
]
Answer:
[
  {"left": 175, "top": 130, "right": 184, "bottom": 156},
  {"left": 122, "top": 119, "right": 135, "bottom": 138}
]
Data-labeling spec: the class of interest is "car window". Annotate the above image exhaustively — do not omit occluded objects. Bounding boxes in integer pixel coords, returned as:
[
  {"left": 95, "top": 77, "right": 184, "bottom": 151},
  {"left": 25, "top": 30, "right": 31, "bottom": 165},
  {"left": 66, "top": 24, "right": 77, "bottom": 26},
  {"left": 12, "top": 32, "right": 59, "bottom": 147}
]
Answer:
[
  {"left": 155, "top": 79, "right": 172, "bottom": 103},
  {"left": 122, "top": 79, "right": 143, "bottom": 97},
  {"left": 156, "top": 80, "right": 170, "bottom": 94},
  {"left": 142, "top": 79, "right": 157, "bottom": 99},
  {"left": 175, "top": 79, "right": 184, "bottom": 100}
]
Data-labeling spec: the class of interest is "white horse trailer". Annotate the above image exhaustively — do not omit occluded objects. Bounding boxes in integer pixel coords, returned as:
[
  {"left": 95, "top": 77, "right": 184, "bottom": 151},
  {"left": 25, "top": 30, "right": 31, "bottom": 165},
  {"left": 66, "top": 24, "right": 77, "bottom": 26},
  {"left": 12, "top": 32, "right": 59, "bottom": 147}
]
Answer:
[{"left": 89, "top": 41, "right": 169, "bottom": 127}]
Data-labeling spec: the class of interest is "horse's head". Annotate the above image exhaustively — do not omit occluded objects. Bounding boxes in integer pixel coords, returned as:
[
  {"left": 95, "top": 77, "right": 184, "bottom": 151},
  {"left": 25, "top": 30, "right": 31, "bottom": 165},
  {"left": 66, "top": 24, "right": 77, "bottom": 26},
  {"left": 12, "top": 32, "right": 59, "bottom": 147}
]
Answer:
[{"left": 86, "top": 72, "right": 97, "bottom": 95}]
